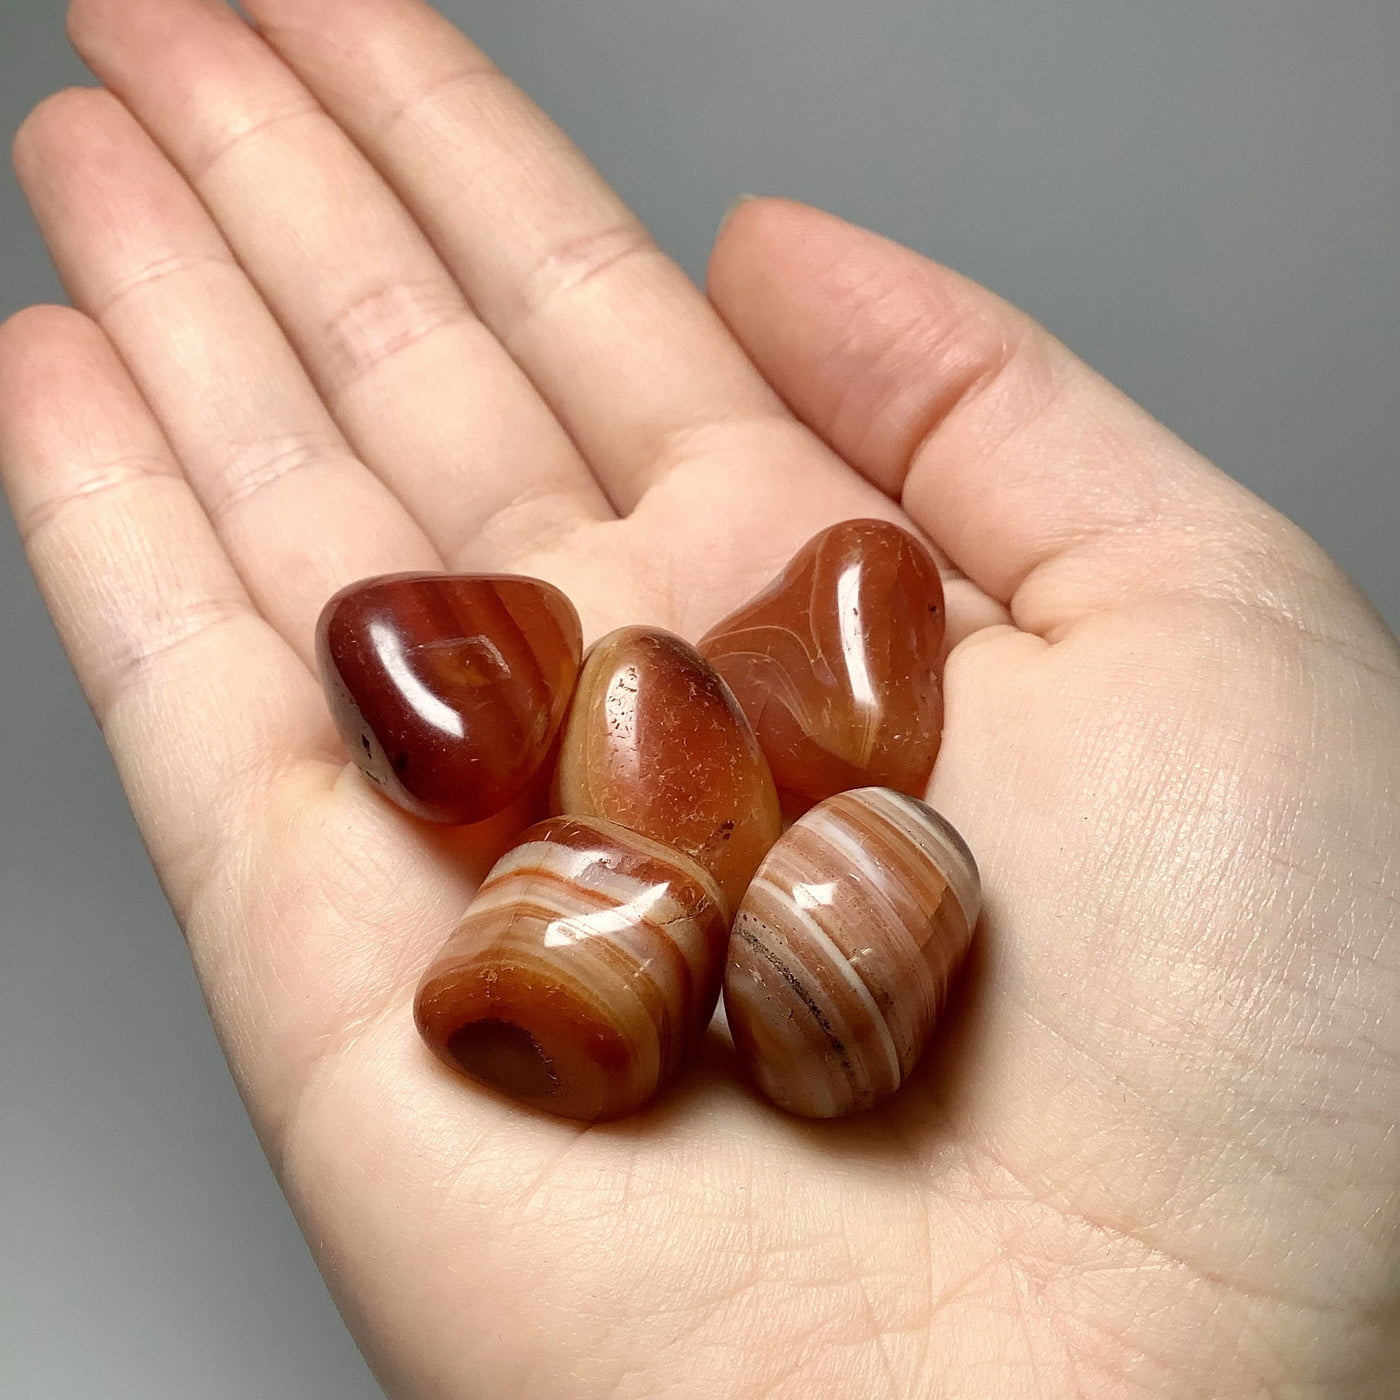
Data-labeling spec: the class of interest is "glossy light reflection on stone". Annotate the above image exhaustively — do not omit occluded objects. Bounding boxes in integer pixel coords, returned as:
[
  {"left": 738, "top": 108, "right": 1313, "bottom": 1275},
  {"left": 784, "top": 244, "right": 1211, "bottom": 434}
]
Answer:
[
  {"left": 415, "top": 816, "right": 730, "bottom": 1121},
  {"left": 698, "top": 519, "right": 946, "bottom": 804},
  {"left": 316, "top": 572, "right": 582, "bottom": 824}
]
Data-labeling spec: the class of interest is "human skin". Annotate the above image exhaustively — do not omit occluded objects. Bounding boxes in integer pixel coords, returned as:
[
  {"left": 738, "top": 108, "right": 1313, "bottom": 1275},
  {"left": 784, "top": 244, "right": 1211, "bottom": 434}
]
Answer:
[{"left": 1, "top": 0, "right": 1396, "bottom": 1394}]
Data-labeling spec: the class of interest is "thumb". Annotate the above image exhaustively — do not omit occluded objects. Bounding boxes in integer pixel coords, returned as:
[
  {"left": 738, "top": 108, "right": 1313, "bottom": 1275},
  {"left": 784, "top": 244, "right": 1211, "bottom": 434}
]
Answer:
[{"left": 707, "top": 198, "right": 1344, "bottom": 641}]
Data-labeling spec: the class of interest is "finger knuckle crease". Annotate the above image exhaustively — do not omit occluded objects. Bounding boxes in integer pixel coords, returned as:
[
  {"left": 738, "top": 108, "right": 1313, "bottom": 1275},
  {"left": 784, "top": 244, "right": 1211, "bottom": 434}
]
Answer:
[
  {"left": 381, "top": 63, "right": 507, "bottom": 139},
  {"left": 95, "top": 252, "right": 237, "bottom": 319},
  {"left": 19, "top": 454, "right": 181, "bottom": 547},
  {"left": 320, "top": 280, "right": 472, "bottom": 396},
  {"left": 189, "top": 102, "right": 324, "bottom": 184},
  {"left": 506, "top": 221, "right": 657, "bottom": 344},
  {"left": 99, "top": 602, "right": 250, "bottom": 723},
  {"left": 206, "top": 434, "right": 356, "bottom": 522}
]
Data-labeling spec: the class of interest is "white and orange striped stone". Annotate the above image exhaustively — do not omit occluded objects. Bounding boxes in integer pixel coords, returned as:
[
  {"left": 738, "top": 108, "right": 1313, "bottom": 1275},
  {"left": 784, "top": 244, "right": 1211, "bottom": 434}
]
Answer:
[
  {"left": 724, "top": 787, "right": 980, "bottom": 1117},
  {"left": 415, "top": 816, "right": 730, "bottom": 1121}
]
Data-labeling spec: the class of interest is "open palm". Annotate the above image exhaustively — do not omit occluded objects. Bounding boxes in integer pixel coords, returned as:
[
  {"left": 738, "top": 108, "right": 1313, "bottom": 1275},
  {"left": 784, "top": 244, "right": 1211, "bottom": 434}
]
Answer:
[{"left": 3, "top": 0, "right": 1397, "bottom": 1395}]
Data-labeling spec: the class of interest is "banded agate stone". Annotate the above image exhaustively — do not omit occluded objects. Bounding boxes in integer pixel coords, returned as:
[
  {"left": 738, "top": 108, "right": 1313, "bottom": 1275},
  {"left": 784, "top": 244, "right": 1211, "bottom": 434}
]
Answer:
[
  {"left": 724, "top": 787, "right": 979, "bottom": 1118},
  {"left": 316, "top": 572, "right": 582, "bottom": 825},
  {"left": 415, "top": 815, "right": 729, "bottom": 1121},
  {"left": 697, "top": 518, "right": 945, "bottom": 804},
  {"left": 553, "top": 625, "right": 782, "bottom": 914}
]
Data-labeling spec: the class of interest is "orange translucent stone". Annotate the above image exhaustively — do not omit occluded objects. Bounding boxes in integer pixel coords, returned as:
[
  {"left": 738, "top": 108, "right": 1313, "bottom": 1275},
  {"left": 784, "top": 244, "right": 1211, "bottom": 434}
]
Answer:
[
  {"left": 552, "top": 626, "right": 781, "bottom": 914},
  {"left": 316, "top": 572, "right": 582, "bottom": 824},
  {"left": 697, "top": 519, "right": 945, "bottom": 803}
]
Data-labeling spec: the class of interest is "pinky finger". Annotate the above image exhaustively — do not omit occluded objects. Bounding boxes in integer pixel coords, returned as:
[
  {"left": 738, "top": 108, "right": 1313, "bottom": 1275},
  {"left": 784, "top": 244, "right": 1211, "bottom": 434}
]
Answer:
[{"left": 0, "top": 305, "right": 333, "bottom": 922}]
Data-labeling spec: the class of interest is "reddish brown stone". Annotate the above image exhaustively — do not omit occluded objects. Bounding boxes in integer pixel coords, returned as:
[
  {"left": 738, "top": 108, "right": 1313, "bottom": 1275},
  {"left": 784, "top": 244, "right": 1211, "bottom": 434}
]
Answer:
[
  {"left": 553, "top": 626, "right": 781, "bottom": 915},
  {"left": 316, "top": 572, "right": 582, "bottom": 824},
  {"left": 415, "top": 816, "right": 730, "bottom": 1120},
  {"left": 725, "top": 788, "right": 980, "bottom": 1118},
  {"left": 698, "top": 519, "right": 945, "bottom": 803}
]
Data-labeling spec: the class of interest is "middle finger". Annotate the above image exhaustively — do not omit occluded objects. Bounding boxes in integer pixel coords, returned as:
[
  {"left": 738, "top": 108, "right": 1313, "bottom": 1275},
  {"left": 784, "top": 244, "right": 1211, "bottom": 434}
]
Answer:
[{"left": 242, "top": 0, "right": 848, "bottom": 516}]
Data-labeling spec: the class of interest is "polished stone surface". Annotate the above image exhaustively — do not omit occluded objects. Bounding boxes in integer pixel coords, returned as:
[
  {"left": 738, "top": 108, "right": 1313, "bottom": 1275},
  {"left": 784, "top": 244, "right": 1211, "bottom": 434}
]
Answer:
[
  {"left": 316, "top": 572, "right": 582, "bottom": 824},
  {"left": 415, "top": 815, "right": 730, "bottom": 1120},
  {"left": 553, "top": 625, "right": 781, "bottom": 915},
  {"left": 698, "top": 519, "right": 946, "bottom": 804},
  {"left": 724, "top": 787, "right": 979, "bottom": 1118}
]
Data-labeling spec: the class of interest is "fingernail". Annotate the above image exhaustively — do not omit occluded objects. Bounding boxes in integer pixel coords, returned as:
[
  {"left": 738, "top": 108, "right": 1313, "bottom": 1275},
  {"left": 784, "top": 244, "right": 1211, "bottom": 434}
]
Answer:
[{"left": 718, "top": 193, "right": 758, "bottom": 235}]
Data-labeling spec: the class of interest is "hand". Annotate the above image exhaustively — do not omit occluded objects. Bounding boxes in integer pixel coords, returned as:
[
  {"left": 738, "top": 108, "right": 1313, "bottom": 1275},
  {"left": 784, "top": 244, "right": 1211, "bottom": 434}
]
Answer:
[{"left": 3, "top": 0, "right": 1397, "bottom": 1394}]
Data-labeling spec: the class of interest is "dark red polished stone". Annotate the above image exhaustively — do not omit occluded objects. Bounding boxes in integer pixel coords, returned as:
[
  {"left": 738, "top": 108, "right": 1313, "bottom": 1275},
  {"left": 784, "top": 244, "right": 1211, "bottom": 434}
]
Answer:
[
  {"left": 697, "top": 519, "right": 946, "bottom": 803},
  {"left": 316, "top": 572, "right": 582, "bottom": 824}
]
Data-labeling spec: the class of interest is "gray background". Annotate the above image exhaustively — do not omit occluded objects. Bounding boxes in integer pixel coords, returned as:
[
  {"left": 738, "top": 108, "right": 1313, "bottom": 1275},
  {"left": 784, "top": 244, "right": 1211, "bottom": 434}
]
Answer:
[{"left": 1, "top": 0, "right": 1396, "bottom": 1394}]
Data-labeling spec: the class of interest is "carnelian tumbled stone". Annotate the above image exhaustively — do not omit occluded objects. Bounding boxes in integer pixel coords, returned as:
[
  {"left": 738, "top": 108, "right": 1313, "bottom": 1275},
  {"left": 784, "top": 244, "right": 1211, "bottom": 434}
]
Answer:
[
  {"left": 725, "top": 787, "right": 979, "bottom": 1118},
  {"left": 697, "top": 519, "right": 945, "bottom": 804},
  {"left": 415, "top": 815, "right": 730, "bottom": 1120},
  {"left": 553, "top": 625, "right": 782, "bottom": 914},
  {"left": 316, "top": 572, "right": 582, "bottom": 824}
]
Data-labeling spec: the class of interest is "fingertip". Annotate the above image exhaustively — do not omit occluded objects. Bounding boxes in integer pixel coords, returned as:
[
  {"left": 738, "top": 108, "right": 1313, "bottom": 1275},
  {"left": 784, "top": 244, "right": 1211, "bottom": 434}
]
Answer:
[
  {"left": 13, "top": 87, "right": 135, "bottom": 205},
  {"left": 0, "top": 301, "right": 70, "bottom": 350},
  {"left": 64, "top": 0, "right": 98, "bottom": 53},
  {"left": 707, "top": 195, "right": 819, "bottom": 293},
  {"left": 0, "top": 305, "right": 105, "bottom": 396},
  {"left": 713, "top": 191, "right": 759, "bottom": 238},
  {"left": 67, "top": 0, "right": 200, "bottom": 67},
  {"left": 13, "top": 87, "right": 103, "bottom": 179}
]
